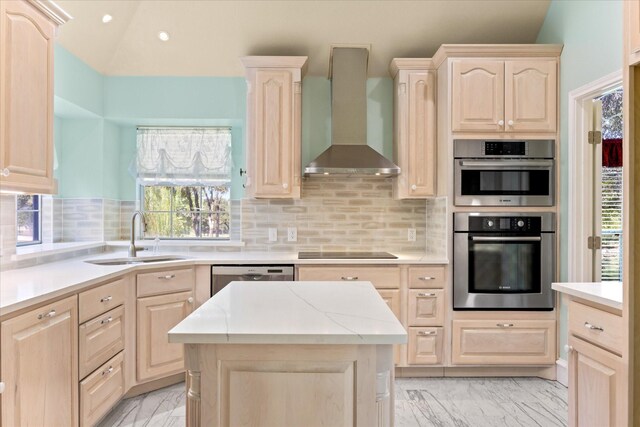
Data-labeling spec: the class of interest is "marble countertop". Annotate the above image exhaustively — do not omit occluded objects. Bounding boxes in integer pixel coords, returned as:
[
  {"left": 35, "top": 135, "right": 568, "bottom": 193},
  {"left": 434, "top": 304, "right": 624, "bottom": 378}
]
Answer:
[
  {"left": 168, "top": 281, "right": 408, "bottom": 345},
  {"left": 0, "top": 250, "right": 447, "bottom": 318},
  {"left": 552, "top": 282, "right": 623, "bottom": 310}
]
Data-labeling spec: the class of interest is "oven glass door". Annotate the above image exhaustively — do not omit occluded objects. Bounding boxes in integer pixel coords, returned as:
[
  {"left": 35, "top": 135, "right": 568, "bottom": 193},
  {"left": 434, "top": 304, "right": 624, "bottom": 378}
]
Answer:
[
  {"left": 468, "top": 236, "right": 541, "bottom": 294},
  {"left": 460, "top": 169, "right": 551, "bottom": 196}
]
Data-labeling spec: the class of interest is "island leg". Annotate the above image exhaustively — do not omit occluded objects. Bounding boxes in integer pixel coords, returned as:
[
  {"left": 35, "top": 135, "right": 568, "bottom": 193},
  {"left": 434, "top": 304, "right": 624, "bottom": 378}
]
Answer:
[{"left": 184, "top": 344, "right": 201, "bottom": 427}]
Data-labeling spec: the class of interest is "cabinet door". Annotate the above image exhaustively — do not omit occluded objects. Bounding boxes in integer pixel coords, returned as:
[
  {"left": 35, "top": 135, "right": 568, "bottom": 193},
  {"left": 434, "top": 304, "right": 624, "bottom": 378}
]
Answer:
[
  {"left": 407, "top": 327, "right": 443, "bottom": 365},
  {"left": 451, "top": 60, "right": 504, "bottom": 132},
  {"left": 137, "top": 291, "right": 193, "bottom": 381},
  {"left": 253, "top": 69, "right": 295, "bottom": 197},
  {"left": 378, "top": 289, "right": 402, "bottom": 365},
  {"left": 407, "top": 289, "right": 445, "bottom": 326},
  {"left": 407, "top": 71, "right": 436, "bottom": 197},
  {"left": 568, "top": 336, "right": 625, "bottom": 427},
  {"left": 0, "top": 0, "right": 56, "bottom": 193},
  {"left": 629, "top": 1, "right": 640, "bottom": 57},
  {"left": 1, "top": 295, "right": 78, "bottom": 427},
  {"left": 504, "top": 60, "right": 557, "bottom": 132}
]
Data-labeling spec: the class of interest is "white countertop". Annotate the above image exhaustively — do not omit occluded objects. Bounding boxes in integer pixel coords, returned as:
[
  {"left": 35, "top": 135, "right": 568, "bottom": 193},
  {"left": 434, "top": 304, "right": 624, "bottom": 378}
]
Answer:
[
  {"left": 552, "top": 282, "right": 623, "bottom": 310},
  {"left": 168, "top": 281, "right": 408, "bottom": 345},
  {"left": 0, "top": 250, "right": 447, "bottom": 317}
]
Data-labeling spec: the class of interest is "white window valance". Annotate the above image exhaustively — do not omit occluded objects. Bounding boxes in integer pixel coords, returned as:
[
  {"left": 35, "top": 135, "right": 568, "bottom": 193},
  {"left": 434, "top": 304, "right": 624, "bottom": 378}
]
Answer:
[{"left": 135, "top": 127, "right": 232, "bottom": 185}]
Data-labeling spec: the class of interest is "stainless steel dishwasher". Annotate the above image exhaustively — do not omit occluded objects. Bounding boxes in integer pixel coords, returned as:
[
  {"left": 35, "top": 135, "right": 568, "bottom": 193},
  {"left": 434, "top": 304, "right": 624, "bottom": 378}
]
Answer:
[{"left": 211, "top": 265, "right": 295, "bottom": 295}]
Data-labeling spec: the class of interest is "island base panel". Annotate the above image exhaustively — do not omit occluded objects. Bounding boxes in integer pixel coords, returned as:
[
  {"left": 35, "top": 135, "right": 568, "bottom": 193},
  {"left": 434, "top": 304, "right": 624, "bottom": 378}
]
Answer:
[{"left": 184, "top": 343, "right": 394, "bottom": 427}]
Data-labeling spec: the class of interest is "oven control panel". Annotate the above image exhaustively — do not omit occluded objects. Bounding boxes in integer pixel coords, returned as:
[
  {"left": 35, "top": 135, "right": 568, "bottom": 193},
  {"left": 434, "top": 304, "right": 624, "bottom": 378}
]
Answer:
[
  {"left": 483, "top": 140, "right": 527, "bottom": 156},
  {"left": 469, "top": 216, "right": 541, "bottom": 232}
]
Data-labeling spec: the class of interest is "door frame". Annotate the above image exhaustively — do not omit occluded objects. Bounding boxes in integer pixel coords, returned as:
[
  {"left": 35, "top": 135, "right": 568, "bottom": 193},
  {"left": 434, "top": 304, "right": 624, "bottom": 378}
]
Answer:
[{"left": 567, "top": 70, "right": 622, "bottom": 282}]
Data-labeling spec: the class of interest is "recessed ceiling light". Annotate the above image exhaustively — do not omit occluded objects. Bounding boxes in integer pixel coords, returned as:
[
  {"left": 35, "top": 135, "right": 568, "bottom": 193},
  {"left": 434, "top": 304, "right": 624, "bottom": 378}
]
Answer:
[
  {"left": 102, "top": 14, "right": 112, "bottom": 23},
  {"left": 158, "top": 31, "right": 170, "bottom": 41}
]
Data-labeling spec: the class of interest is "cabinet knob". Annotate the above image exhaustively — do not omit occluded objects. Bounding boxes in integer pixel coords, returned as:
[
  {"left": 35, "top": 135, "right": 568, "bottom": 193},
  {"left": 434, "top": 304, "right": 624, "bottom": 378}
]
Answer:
[
  {"left": 101, "top": 366, "right": 114, "bottom": 376},
  {"left": 508, "top": 120, "right": 514, "bottom": 126},
  {"left": 0, "top": 168, "right": 9, "bottom": 177},
  {"left": 100, "top": 295, "right": 112, "bottom": 303},
  {"left": 565, "top": 345, "right": 574, "bottom": 353},
  {"left": 0, "top": 381, "right": 4, "bottom": 394},
  {"left": 584, "top": 322, "right": 604, "bottom": 332},
  {"left": 37, "top": 309, "right": 56, "bottom": 320},
  {"left": 187, "top": 297, "right": 194, "bottom": 304},
  {"left": 282, "top": 183, "right": 288, "bottom": 189},
  {"left": 411, "top": 184, "right": 417, "bottom": 190},
  {"left": 158, "top": 274, "right": 176, "bottom": 280},
  {"left": 341, "top": 276, "right": 359, "bottom": 281},
  {"left": 101, "top": 316, "right": 113, "bottom": 325},
  {"left": 418, "top": 330, "right": 437, "bottom": 336},
  {"left": 418, "top": 276, "right": 435, "bottom": 281},
  {"left": 496, "top": 323, "right": 514, "bottom": 328},
  {"left": 417, "top": 292, "right": 436, "bottom": 297},
  {"left": 498, "top": 120, "right": 504, "bottom": 126}
]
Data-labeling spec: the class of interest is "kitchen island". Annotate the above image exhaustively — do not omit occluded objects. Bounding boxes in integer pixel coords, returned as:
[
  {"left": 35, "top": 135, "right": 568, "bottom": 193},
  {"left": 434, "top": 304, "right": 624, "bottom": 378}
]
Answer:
[{"left": 169, "top": 280, "right": 407, "bottom": 427}]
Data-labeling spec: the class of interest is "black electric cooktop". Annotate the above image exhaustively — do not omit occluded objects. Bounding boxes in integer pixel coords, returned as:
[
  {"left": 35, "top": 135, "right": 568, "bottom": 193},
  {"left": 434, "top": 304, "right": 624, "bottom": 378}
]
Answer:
[{"left": 297, "top": 251, "right": 398, "bottom": 260}]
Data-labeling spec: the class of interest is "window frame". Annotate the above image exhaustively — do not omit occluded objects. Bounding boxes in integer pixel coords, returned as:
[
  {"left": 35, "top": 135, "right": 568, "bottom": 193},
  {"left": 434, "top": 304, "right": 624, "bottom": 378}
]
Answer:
[
  {"left": 138, "top": 184, "right": 231, "bottom": 241},
  {"left": 16, "top": 195, "right": 42, "bottom": 247}
]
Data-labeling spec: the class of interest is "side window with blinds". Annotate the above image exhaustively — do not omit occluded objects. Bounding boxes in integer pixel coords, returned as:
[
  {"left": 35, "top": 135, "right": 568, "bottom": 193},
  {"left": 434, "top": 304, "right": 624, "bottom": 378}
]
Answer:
[
  {"left": 135, "top": 127, "right": 232, "bottom": 240},
  {"left": 599, "top": 89, "right": 623, "bottom": 281}
]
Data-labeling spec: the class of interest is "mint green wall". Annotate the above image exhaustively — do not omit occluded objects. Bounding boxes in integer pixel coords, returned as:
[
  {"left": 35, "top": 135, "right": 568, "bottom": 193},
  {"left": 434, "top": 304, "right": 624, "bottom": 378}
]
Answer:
[
  {"left": 536, "top": 0, "right": 623, "bottom": 360},
  {"left": 54, "top": 46, "right": 104, "bottom": 116}
]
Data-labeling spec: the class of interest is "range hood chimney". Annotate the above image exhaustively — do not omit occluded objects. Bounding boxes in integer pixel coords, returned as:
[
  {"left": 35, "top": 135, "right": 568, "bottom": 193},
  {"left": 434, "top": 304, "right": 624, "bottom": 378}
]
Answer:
[{"left": 304, "top": 47, "right": 400, "bottom": 176}]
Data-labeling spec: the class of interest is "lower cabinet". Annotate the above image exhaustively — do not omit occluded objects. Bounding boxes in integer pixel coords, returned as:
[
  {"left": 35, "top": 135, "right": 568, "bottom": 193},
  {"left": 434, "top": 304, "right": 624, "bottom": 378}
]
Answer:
[
  {"left": 80, "top": 352, "right": 125, "bottom": 427},
  {"left": 451, "top": 319, "right": 556, "bottom": 365},
  {"left": 1, "top": 295, "right": 79, "bottom": 427},
  {"left": 378, "top": 289, "right": 401, "bottom": 364},
  {"left": 137, "top": 290, "right": 194, "bottom": 381},
  {"left": 408, "top": 327, "right": 443, "bottom": 365}
]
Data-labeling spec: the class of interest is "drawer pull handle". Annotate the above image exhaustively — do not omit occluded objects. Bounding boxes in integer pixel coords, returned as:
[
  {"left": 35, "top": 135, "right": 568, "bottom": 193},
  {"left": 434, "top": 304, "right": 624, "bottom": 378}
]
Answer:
[
  {"left": 417, "top": 293, "right": 436, "bottom": 297},
  {"left": 37, "top": 309, "right": 56, "bottom": 320},
  {"left": 100, "top": 296, "right": 112, "bottom": 303},
  {"left": 584, "top": 322, "right": 604, "bottom": 332},
  {"left": 341, "top": 276, "right": 358, "bottom": 281},
  {"left": 159, "top": 274, "right": 176, "bottom": 280},
  {"left": 101, "top": 366, "right": 113, "bottom": 376},
  {"left": 497, "top": 323, "right": 514, "bottom": 328},
  {"left": 418, "top": 330, "right": 437, "bottom": 336},
  {"left": 418, "top": 276, "right": 435, "bottom": 281},
  {"left": 101, "top": 316, "right": 113, "bottom": 324}
]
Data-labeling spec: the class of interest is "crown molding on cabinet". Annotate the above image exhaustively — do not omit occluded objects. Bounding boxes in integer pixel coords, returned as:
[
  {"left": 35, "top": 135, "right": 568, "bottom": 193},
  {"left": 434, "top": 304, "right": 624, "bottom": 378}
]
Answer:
[
  {"left": 240, "top": 56, "right": 309, "bottom": 75},
  {"left": 388, "top": 58, "right": 436, "bottom": 78},
  {"left": 432, "top": 44, "right": 564, "bottom": 68},
  {"left": 28, "top": 0, "right": 72, "bottom": 25}
]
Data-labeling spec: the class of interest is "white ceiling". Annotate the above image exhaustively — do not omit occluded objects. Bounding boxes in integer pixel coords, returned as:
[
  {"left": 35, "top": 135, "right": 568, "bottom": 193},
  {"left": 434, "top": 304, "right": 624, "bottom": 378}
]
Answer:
[{"left": 54, "top": 0, "right": 551, "bottom": 77}]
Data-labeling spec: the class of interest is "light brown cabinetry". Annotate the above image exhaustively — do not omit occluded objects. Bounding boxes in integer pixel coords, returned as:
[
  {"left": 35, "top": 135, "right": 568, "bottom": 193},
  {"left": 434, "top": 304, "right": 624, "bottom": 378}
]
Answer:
[
  {"left": 0, "top": 0, "right": 68, "bottom": 194},
  {"left": 567, "top": 299, "right": 625, "bottom": 427},
  {"left": 407, "top": 289, "right": 444, "bottom": 326},
  {"left": 136, "top": 268, "right": 195, "bottom": 382},
  {"left": 408, "top": 327, "right": 443, "bottom": 365},
  {"left": 451, "top": 59, "right": 557, "bottom": 133},
  {"left": 80, "top": 352, "right": 125, "bottom": 427},
  {"left": 1, "top": 295, "right": 78, "bottom": 427},
  {"left": 451, "top": 319, "right": 556, "bottom": 365},
  {"left": 79, "top": 305, "right": 125, "bottom": 379},
  {"left": 390, "top": 59, "right": 437, "bottom": 198},
  {"left": 629, "top": 1, "right": 640, "bottom": 61},
  {"left": 241, "top": 56, "right": 308, "bottom": 198},
  {"left": 297, "top": 265, "right": 400, "bottom": 289}
]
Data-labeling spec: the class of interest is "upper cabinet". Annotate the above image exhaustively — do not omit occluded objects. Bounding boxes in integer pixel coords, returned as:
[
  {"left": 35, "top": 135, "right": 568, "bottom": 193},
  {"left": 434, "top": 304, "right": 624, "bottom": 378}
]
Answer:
[
  {"left": 390, "top": 59, "right": 437, "bottom": 199},
  {"left": 0, "top": 0, "right": 70, "bottom": 194},
  {"left": 627, "top": 1, "right": 640, "bottom": 64},
  {"left": 451, "top": 59, "right": 557, "bottom": 134},
  {"left": 242, "top": 56, "right": 308, "bottom": 199}
]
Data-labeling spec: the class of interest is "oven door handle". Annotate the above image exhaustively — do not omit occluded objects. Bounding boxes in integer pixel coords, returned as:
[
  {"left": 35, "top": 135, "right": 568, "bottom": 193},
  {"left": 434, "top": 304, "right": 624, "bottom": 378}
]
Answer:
[
  {"left": 459, "top": 160, "right": 553, "bottom": 168},
  {"left": 470, "top": 236, "right": 542, "bottom": 242}
]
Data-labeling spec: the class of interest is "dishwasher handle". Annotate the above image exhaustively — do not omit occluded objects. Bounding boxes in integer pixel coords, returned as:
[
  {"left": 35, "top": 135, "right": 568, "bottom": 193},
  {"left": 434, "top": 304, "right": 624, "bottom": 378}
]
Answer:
[{"left": 242, "top": 274, "right": 265, "bottom": 281}]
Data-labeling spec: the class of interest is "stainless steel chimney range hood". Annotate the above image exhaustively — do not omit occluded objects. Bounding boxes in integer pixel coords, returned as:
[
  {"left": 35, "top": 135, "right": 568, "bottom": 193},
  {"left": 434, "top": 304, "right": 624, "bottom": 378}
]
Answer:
[{"left": 304, "top": 47, "right": 400, "bottom": 177}]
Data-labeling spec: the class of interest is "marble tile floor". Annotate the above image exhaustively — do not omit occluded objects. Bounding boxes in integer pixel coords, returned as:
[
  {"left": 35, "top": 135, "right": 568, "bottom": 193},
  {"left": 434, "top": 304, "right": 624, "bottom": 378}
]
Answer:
[{"left": 98, "top": 377, "right": 568, "bottom": 427}]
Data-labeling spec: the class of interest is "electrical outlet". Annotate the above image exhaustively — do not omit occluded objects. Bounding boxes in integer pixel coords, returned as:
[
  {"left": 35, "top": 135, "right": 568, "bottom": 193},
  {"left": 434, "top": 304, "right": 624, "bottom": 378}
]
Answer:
[
  {"left": 268, "top": 228, "right": 278, "bottom": 242},
  {"left": 287, "top": 227, "right": 297, "bottom": 242},
  {"left": 408, "top": 228, "right": 416, "bottom": 242}
]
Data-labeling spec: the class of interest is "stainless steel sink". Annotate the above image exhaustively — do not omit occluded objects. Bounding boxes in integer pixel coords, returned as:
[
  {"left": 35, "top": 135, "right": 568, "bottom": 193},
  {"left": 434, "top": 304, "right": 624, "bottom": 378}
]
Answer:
[{"left": 85, "top": 255, "right": 187, "bottom": 266}]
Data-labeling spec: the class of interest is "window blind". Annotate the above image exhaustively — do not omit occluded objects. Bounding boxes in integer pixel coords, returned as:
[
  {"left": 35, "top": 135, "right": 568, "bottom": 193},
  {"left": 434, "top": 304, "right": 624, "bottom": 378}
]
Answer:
[
  {"left": 601, "top": 165, "right": 623, "bottom": 281},
  {"left": 135, "top": 127, "right": 232, "bottom": 185}
]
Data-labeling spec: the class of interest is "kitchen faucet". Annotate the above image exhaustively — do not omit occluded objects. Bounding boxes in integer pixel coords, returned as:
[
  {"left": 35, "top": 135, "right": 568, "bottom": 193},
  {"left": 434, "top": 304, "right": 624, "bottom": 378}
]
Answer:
[{"left": 129, "top": 210, "right": 146, "bottom": 258}]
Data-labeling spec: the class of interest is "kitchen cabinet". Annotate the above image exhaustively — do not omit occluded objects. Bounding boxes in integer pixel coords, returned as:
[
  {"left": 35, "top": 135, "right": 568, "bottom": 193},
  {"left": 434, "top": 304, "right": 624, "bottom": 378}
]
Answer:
[
  {"left": 408, "top": 327, "right": 443, "bottom": 365},
  {"left": 390, "top": 59, "right": 437, "bottom": 198},
  {"left": 629, "top": 1, "right": 640, "bottom": 62},
  {"left": 1, "top": 295, "right": 78, "bottom": 427},
  {"left": 241, "top": 56, "right": 308, "bottom": 199},
  {"left": 296, "top": 265, "right": 400, "bottom": 289},
  {"left": 0, "top": 0, "right": 69, "bottom": 194},
  {"left": 407, "top": 289, "right": 445, "bottom": 326},
  {"left": 567, "top": 298, "right": 626, "bottom": 427},
  {"left": 79, "top": 305, "right": 125, "bottom": 379},
  {"left": 136, "top": 268, "right": 195, "bottom": 382},
  {"left": 451, "top": 59, "right": 557, "bottom": 133},
  {"left": 451, "top": 319, "right": 556, "bottom": 365},
  {"left": 79, "top": 352, "right": 124, "bottom": 427}
]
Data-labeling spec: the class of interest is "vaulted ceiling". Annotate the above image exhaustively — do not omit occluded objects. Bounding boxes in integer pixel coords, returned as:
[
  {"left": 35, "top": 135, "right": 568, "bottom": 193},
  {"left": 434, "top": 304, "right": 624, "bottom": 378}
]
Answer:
[{"left": 54, "top": 0, "right": 551, "bottom": 77}]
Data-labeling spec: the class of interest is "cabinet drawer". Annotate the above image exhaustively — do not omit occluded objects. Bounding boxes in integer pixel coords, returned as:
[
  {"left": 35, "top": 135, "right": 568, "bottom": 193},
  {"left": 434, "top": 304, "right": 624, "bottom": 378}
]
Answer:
[
  {"left": 407, "top": 327, "right": 443, "bottom": 365},
  {"left": 297, "top": 266, "right": 400, "bottom": 289},
  {"left": 378, "top": 289, "right": 402, "bottom": 365},
  {"left": 452, "top": 319, "right": 556, "bottom": 365},
  {"left": 79, "top": 278, "right": 126, "bottom": 323},
  {"left": 79, "top": 305, "right": 125, "bottom": 379},
  {"left": 408, "top": 289, "right": 445, "bottom": 326},
  {"left": 80, "top": 352, "right": 124, "bottom": 427},
  {"left": 568, "top": 301, "right": 623, "bottom": 354},
  {"left": 408, "top": 266, "right": 446, "bottom": 288},
  {"left": 137, "top": 268, "right": 195, "bottom": 297}
]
